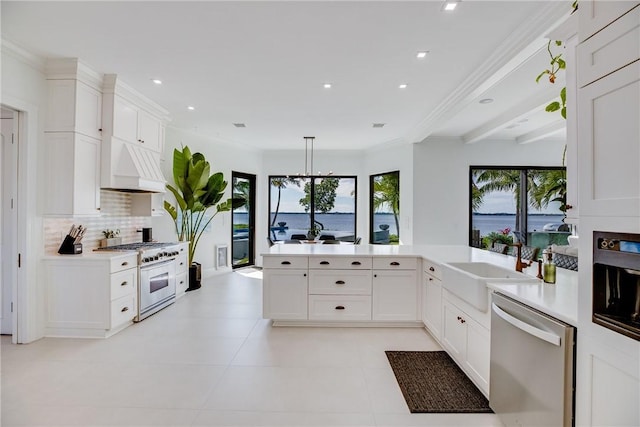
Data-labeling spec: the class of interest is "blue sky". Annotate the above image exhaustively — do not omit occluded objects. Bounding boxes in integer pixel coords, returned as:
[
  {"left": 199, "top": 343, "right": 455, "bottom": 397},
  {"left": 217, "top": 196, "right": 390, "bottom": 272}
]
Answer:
[{"left": 270, "top": 178, "right": 356, "bottom": 213}]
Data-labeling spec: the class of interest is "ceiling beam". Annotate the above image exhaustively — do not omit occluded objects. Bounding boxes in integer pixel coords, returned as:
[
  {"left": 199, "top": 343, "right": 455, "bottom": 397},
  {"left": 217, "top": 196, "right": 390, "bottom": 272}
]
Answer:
[
  {"left": 516, "top": 120, "right": 565, "bottom": 144},
  {"left": 407, "top": 2, "right": 569, "bottom": 144},
  {"left": 462, "top": 85, "right": 560, "bottom": 144}
]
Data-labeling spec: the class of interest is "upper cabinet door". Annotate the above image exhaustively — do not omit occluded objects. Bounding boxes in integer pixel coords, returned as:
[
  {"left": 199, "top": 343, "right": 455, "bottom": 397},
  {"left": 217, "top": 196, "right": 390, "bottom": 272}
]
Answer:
[
  {"left": 112, "top": 96, "right": 138, "bottom": 143},
  {"left": 137, "top": 109, "right": 162, "bottom": 152},
  {"left": 578, "top": 5, "right": 640, "bottom": 88},
  {"left": 75, "top": 81, "right": 102, "bottom": 139},
  {"left": 579, "top": 1, "right": 640, "bottom": 42},
  {"left": 578, "top": 61, "right": 640, "bottom": 217}
]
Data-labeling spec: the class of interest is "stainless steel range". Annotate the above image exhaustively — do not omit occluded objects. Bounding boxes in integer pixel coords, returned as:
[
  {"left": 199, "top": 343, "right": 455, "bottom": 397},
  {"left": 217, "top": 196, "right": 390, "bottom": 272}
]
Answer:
[{"left": 96, "top": 242, "right": 180, "bottom": 321}]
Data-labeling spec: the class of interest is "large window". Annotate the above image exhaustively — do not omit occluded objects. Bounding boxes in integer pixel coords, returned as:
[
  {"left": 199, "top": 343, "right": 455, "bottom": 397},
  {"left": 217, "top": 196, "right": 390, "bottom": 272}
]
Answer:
[
  {"left": 370, "top": 171, "right": 399, "bottom": 244},
  {"left": 269, "top": 175, "right": 357, "bottom": 242},
  {"left": 470, "top": 166, "right": 568, "bottom": 253}
]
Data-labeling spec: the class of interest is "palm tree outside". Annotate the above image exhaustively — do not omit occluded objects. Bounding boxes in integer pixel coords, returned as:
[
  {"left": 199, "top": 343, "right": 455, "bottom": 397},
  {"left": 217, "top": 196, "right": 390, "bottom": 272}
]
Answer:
[
  {"left": 372, "top": 171, "right": 400, "bottom": 242},
  {"left": 269, "top": 177, "right": 300, "bottom": 226}
]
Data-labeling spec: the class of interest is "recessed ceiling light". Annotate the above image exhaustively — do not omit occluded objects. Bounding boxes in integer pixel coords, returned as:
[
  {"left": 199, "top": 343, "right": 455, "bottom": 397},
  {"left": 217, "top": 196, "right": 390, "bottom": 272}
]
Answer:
[
  {"left": 399, "top": 84, "right": 408, "bottom": 89},
  {"left": 373, "top": 123, "right": 386, "bottom": 128},
  {"left": 233, "top": 123, "right": 246, "bottom": 128},
  {"left": 187, "top": 106, "right": 195, "bottom": 111},
  {"left": 443, "top": 2, "right": 458, "bottom": 11},
  {"left": 323, "top": 83, "right": 332, "bottom": 89},
  {"left": 479, "top": 98, "right": 494, "bottom": 104},
  {"left": 151, "top": 79, "right": 162, "bottom": 85},
  {"left": 416, "top": 51, "right": 428, "bottom": 59}
]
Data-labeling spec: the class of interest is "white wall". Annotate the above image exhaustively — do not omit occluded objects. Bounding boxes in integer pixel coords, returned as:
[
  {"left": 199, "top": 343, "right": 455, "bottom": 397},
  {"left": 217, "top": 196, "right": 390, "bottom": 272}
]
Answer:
[
  {"left": 1, "top": 42, "right": 48, "bottom": 343},
  {"left": 153, "top": 127, "right": 263, "bottom": 275},
  {"left": 412, "top": 137, "right": 565, "bottom": 245}
]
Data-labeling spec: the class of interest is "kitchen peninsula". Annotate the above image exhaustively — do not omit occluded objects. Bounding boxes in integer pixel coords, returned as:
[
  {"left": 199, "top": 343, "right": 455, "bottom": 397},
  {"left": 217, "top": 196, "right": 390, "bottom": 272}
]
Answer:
[{"left": 263, "top": 243, "right": 578, "bottom": 398}]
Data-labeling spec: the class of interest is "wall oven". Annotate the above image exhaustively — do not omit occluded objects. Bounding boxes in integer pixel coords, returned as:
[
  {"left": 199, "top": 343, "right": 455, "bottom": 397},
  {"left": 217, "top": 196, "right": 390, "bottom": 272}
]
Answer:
[{"left": 593, "top": 231, "right": 640, "bottom": 341}]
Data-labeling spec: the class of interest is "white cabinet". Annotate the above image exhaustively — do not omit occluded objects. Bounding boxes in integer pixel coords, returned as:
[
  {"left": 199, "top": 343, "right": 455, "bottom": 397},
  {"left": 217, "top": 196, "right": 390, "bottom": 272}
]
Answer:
[
  {"left": 263, "top": 256, "right": 308, "bottom": 320},
  {"left": 131, "top": 193, "right": 165, "bottom": 216},
  {"left": 577, "top": 61, "right": 640, "bottom": 217},
  {"left": 43, "top": 132, "right": 101, "bottom": 216},
  {"left": 46, "top": 79, "right": 102, "bottom": 139},
  {"left": 44, "top": 253, "right": 138, "bottom": 338},
  {"left": 262, "top": 254, "right": 420, "bottom": 324},
  {"left": 442, "top": 292, "right": 490, "bottom": 396},
  {"left": 105, "top": 90, "right": 164, "bottom": 153},
  {"left": 579, "top": 1, "right": 640, "bottom": 42},
  {"left": 578, "top": 5, "right": 640, "bottom": 88},
  {"left": 175, "top": 243, "right": 189, "bottom": 297},
  {"left": 44, "top": 60, "right": 103, "bottom": 217},
  {"left": 422, "top": 259, "right": 443, "bottom": 341},
  {"left": 308, "top": 256, "right": 373, "bottom": 321},
  {"left": 372, "top": 257, "right": 420, "bottom": 321}
]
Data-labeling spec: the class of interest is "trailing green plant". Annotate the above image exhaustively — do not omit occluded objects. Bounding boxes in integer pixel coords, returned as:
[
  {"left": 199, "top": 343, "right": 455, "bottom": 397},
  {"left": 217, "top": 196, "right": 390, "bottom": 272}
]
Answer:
[
  {"left": 536, "top": 40, "right": 567, "bottom": 119},
  {"left": 164, "top": 146, "right": 244, "bottom": 265},
  {"left": 482, "top": 231, "right": 514, "bottom": 249}
]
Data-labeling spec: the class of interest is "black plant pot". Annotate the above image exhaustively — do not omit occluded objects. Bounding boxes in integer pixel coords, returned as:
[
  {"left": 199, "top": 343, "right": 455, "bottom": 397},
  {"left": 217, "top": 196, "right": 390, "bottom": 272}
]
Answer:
[{"left": 187, "top": 262, "right": 202, "bottom": 291}]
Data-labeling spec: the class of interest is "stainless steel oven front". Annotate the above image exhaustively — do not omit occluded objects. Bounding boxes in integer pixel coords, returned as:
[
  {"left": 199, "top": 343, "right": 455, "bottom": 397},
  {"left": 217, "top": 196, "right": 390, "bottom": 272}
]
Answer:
[{"left": 137, "top": 258, "right": 176, "bottom": 321}]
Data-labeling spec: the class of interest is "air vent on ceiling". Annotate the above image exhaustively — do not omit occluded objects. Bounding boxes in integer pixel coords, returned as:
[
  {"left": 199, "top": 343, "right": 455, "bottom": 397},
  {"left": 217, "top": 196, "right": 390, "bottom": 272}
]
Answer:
[
  {"left": 233, "top": 123, "right": 246, "bottom": 128},
  {"left": 372, "top": 123, "right": 385, "bottom": 128}
]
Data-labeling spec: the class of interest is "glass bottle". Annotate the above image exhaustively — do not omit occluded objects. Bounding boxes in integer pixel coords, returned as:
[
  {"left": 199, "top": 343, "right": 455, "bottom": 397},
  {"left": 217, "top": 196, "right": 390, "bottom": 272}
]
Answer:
[{"left": 543, "top": 250, "right": 556, "bottom": 284}]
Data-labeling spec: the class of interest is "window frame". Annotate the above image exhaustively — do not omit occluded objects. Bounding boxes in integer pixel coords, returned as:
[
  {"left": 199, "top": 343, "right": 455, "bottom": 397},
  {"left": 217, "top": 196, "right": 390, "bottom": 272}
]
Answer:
[
  {"left": 369, "top": 170, "right": 400, "bottom": 245},
  {"left": 468, "top": 165, "right": 566, "bottom": 247}
]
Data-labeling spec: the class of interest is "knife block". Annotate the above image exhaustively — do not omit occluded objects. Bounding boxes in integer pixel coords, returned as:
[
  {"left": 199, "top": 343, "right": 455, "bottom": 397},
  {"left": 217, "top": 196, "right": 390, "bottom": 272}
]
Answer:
[{"left": 58, "top": 234, "right": 83, "bottom": 255}]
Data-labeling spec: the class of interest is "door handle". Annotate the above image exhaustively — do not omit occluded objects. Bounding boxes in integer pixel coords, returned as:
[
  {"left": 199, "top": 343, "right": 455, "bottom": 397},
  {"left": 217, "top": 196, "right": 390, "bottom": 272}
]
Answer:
[{"left": 491, "top": 303, "right": 561, "bottom": 346}]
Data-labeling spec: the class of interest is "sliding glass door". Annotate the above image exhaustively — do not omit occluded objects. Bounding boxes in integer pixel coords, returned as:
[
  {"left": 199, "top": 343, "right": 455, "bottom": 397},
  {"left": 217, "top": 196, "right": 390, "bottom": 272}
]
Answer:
[{"left": 232, "top": 172, "right": 256, "bottom": 268}]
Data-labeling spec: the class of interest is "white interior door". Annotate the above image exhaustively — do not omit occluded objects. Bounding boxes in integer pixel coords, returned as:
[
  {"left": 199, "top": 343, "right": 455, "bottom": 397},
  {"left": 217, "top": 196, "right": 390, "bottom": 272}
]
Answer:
[{"left": 1, "top": 107, "right": 18, "bottom": 335}]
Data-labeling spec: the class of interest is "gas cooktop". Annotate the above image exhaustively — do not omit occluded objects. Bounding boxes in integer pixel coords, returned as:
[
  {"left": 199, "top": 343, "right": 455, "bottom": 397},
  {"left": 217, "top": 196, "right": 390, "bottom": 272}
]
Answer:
[{"left": 95, "top": 242, "right": 179, "bottom": 252}]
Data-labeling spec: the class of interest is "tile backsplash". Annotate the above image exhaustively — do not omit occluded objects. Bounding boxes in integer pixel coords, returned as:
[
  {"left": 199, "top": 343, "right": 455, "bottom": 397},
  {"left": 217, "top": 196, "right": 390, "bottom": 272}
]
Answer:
[{"left": 44, "top": 190, "right": 152, "bottom": 254}]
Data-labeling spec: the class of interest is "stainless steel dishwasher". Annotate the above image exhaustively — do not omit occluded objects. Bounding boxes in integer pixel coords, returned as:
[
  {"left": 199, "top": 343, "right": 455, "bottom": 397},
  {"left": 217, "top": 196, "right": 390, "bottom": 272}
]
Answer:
[{"left": 490, "top": 293, "right": 576, "bottom": 427}]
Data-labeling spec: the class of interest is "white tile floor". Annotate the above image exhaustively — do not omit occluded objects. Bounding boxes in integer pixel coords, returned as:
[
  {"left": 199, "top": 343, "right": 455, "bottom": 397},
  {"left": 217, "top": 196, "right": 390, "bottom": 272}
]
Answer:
[{"left": 1, "top": 269, "right": 503, "bottom": 427}]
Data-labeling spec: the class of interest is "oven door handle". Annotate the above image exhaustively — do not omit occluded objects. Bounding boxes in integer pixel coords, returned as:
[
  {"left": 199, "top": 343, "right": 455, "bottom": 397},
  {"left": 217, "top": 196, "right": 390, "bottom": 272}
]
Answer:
[
  {"left": 492, "top": 303, "right": 561, "bottom": 346},
  {"left": 140, "top": 259, "right": 175, "bottom": 270}
]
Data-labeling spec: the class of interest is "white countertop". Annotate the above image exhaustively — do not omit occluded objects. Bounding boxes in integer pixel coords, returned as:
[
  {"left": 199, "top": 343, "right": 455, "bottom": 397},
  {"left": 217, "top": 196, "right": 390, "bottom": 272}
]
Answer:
[{"left": 264, "top": 244, "right": 579, "bottom": 326}]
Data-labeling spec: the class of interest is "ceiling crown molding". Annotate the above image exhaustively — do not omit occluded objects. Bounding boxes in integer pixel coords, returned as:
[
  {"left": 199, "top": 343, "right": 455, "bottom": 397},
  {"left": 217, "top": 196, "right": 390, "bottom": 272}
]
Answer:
[
  {"left": 407, "top": 1, "right": 570, "bottom": 144},
  {"left": 1, "top": 39, "right": 46, "bottom": 72}
]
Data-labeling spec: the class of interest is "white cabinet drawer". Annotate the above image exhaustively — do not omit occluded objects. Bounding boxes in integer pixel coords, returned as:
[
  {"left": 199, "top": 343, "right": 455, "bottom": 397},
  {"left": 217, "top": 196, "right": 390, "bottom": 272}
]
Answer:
[
  {"left": 423, "top": 259, "right": 443, "bottom": 280},
  {"left": 263, "top": 256, "right": 308, "bottom": 269},
  {"left": 110, "top": 294, "right": 136, "bottom": 329},
  {"left": 110, "top": 268, "right": 137, "bottom": 301},
  {"left": 372, "top": 257, "right": 418, "bottom": 270},
  {"left": 579, "top": 1, "right": 640, "bottom": 42},
  {"left": 578, "top": 5, "right": 640, "bottom": 87},
  {"left": 308, "top": 295, "right": 372, "bottom": 321},
  {"left": 110, "top": 254, "right": 138, "bottom": 273},
  {"left": 176, "top": 272, "right": 188, "bottom": 296},
  {"left": 175, "top": 255, "right": 188, "bottom": 275},
  {"left": 308, "top": 270, "right": 372, "bottom": 295},
  {"left": 309, "top": 256, "right": 372, "bottom": 270}
]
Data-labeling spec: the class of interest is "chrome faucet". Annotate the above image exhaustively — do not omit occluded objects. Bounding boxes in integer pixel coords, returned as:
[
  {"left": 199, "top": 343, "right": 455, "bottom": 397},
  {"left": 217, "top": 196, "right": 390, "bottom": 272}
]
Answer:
[{"left": 509, "top": 242, "right": 532, "bottom": 273}]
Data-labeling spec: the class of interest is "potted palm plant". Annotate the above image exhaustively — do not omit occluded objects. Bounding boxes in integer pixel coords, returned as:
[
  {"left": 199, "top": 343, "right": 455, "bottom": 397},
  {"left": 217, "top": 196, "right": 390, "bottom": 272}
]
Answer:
[{"left": 164, "top": 146, "right": 242, "bottom": 290}]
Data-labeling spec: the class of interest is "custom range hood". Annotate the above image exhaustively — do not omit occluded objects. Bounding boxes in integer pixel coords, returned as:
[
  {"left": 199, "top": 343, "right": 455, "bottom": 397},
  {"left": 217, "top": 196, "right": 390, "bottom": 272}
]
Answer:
[
  {"left": 101, "top": 74, "right": 170, "bottom": 193},
  {"left": 101, "top": 137, "right": 166, "bottom": 193}
]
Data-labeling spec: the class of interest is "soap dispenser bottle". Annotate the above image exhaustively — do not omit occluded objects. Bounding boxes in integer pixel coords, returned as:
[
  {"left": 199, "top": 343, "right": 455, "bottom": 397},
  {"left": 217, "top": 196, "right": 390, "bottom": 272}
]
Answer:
[{"left": 543, "top": 250, "right": 556, "bottom": 284}]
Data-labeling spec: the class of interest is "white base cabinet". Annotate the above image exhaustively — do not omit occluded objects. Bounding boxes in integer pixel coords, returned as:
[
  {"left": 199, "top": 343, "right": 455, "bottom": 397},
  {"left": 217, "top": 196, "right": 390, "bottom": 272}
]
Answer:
[
  {"left": 175, "top": 243, "right": 189, "bottom": 297},
  {"left": 43, "top": 253, "right": 138, "bottom": 338},
  {"left": 442, "top": 292, "right": 490, "bottom": 396},
  {"left": 263, "top": 255, "right": 420, "bottom": 324},
  {"left": 422, "top": 259, "right": 443, "bottom": 341}
]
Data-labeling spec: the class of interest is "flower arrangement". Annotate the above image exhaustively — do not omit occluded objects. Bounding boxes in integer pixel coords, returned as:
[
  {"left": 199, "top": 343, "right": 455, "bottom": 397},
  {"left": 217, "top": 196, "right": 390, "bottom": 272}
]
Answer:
[{"left": 102, "top": 229, "right": 120, "bottom": 238}]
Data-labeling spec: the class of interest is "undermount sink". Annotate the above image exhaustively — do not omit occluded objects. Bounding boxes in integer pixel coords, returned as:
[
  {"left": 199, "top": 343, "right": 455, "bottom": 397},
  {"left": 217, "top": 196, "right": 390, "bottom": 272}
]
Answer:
[{"left": 441, "top": 262, "right": 539, "bottom": 312}]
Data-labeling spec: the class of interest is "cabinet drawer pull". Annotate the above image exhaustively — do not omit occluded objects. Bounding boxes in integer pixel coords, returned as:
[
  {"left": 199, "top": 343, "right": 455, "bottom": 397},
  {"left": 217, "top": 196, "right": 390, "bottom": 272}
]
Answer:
[
  {"left": 390, "top": 261, "right": 400, "bottom": 266},
  {"left": 428, "top": 277, "right": 433, "bottom": 281},
  {"left": 179, "top": 280, "right": 184, "bottom": 284},
  {"left": 320, "top": 261, "right": 330, "bottom": 265},
  {"left": 303, "top": 273, "right": 307, "bottom": 277},
  {"left": 335, "top": 280, "right": 345, "bottom": 285},
  {"left": 121, "top": 261, "right": 129, "bottom": 266},
  {"left": 351, "top": 261, "right": 361, "bottom": 266},
  {"left": 121, "top": 306, "right": 129, "bottom": 313},
  {"left": 120, "top": 281, "right": 128, "bottom": 287},
  {"left": 281, "top": 261, "right": 291, "bottom": 265},
  {"left": 429, "top": 266, "right": 435, "bottom": 272},
  {"left": 335, "top": 305, "right": 345, "bottom": 310},
  {"left": 180, "top": 262, "right": 184, "bottom": 266}
]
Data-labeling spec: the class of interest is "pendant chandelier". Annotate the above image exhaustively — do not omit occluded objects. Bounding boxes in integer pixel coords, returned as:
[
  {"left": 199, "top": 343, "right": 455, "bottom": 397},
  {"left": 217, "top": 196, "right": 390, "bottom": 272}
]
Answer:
[{"left": 299, "top": 136, "right": 332, "bottom": 177}]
